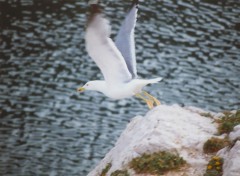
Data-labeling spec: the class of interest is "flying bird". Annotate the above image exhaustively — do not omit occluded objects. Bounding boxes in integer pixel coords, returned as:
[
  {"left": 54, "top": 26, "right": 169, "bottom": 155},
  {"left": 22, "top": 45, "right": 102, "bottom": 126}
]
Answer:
[{"left": 78, "top": 0, "right": 162, "bottom": 109}]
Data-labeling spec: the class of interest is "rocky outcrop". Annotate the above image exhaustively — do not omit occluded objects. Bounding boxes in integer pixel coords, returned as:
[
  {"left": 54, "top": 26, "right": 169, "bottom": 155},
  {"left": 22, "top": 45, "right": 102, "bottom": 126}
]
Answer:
[
  {"left": 87, "top": 105, "right": 240, "bottom": 176},
  {"left": 218, "top": 125, "right": 240, "bottom": 176}
]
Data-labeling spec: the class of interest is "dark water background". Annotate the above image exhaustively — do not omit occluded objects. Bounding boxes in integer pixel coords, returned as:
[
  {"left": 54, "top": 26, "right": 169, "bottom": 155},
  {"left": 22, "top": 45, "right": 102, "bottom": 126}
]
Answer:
[{"left": 0, "top": 0, "right": 239, "bottom": 175}]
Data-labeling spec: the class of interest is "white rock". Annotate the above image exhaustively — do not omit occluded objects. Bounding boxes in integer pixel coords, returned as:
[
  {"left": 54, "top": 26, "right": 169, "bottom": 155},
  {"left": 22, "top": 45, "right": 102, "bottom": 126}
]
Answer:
[
  {"left": 88, "top": 105, "right": 218, "bottom": 176},
  {"left": 217, "top": 124, "right": 240, "bottom": 176},
  {"left": 229, "top": 125, "right": 240, "bottom": 141},
  {"left": 218, "top": 141, "right": 240, "bottom": 176}
]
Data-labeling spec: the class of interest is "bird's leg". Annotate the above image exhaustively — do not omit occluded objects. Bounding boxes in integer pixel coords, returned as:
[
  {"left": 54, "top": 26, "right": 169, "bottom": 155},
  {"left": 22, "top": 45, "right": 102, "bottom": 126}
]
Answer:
[
  {"left": 142, "top": 91, "right": 161, "bottom": 106},
  {"left": 135, "top": 93, "right": 154, "bottom": 109}
]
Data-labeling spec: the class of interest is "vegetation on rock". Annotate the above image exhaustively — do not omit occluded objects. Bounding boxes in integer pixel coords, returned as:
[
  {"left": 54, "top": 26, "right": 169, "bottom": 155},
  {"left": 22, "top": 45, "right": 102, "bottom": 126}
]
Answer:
[
  {"left": 100, "top": 163, "right": 112, "bottom": 176},
  {"left": 204, "top": 156, "right": 223, "bottom": 176},
  {"left": 203, "top": 137, "right": 229, "bottom": 154},
  {"left": 110, "top": 170, "right": 130, "bottom": 176},
  {"left": 129, "top": 151, "right": 186, "bottom": 175},
  {"left": 217, "top": 110, "right": 240, "bottom": 134},
  {"left": 200, "top": 112, "right": 215, "bottom": 119}
]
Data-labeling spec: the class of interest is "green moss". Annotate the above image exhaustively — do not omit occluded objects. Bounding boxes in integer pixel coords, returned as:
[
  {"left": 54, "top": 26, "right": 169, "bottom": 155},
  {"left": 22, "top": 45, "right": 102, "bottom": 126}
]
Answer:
[
  {"left": 100, "top": 163, "right": 112, "bottom": 176},
  {"left": 217, "top": 110, "right": 240, "bottom": 134},
  {"left": 204, "top": 156, "right": 223, "bottom": 176},
  {"left": 129, "top": 151, "right": 186, "bottom": 175},
  {"left": 203, "top": 137, "right": 229, "bottom": 154},
  {"left": 110, "top": 170, "right": 130, "bottom": 176}
]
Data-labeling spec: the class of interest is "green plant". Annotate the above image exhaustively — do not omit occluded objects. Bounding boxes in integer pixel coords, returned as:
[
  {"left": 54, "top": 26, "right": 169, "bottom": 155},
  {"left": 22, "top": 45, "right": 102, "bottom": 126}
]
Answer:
[
  {"left": 110, "top": 170, "right": 130, "bottom": 176},
  {"left": 203, "top": 137, "right": 229, "bottom": 154},
  {"left": 217, "top": 110, "right": 240, "bottom": 134},
  {"left": 100, "top": 163, "right": 112, "bottom": 176},
  {"left": 204, "top": 156, "right": 223, "bottom": 176},
  {"left": 129, "top": 151, "right": 186, "bottom": 175}
]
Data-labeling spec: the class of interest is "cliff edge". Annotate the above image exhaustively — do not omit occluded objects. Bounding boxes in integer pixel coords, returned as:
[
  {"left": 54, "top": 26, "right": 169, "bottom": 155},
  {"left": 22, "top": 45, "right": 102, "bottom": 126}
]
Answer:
[{"left": 88, "top": 105, "right": 240, "bottom": 176}]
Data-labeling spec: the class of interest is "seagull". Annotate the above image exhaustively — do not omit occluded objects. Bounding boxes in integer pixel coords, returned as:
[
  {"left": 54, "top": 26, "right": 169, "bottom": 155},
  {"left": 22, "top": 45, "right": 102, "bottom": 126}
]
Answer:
[{"left": 78, "top": 0, "right": 162, "bottom": 109}]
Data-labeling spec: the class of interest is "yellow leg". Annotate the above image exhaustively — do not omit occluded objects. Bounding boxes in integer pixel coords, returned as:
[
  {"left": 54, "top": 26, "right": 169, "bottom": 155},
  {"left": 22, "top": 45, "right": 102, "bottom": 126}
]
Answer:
[
  {"left": 135, "top": 93, "right": 154, "bottom": 109},
  {"left": 142, "top": 91, "right": 161, "bottom": 106}
]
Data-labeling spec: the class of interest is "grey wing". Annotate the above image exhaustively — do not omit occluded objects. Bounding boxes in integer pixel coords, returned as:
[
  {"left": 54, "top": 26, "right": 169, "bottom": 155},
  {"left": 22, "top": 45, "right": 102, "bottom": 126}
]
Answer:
[{"left": 115, "top": 0, "right": 138, "bottom": 78}]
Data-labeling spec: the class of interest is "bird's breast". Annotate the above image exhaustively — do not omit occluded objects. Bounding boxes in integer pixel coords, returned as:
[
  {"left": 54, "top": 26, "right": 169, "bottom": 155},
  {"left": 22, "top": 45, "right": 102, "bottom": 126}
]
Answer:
[{"left": 105, "top": 82, "right": 141, "bottom": 100}]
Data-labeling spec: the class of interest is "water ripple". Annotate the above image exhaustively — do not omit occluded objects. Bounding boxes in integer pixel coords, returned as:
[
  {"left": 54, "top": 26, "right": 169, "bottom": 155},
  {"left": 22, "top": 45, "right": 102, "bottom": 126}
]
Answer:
[{"left": 0, "top": 0, "right": 240, "bottom": 175}]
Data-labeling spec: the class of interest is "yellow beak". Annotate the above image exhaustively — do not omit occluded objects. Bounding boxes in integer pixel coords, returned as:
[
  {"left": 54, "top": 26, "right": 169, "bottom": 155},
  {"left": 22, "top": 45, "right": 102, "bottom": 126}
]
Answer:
[{"left": 77, "top": 87, "right": 85, "bottom": 92}]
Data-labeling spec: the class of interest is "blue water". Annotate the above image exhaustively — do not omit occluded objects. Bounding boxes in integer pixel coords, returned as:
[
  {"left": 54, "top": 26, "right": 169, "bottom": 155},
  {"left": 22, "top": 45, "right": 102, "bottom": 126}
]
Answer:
[{"left": 0, "top": 0, "right": 239, "bottom": 175}]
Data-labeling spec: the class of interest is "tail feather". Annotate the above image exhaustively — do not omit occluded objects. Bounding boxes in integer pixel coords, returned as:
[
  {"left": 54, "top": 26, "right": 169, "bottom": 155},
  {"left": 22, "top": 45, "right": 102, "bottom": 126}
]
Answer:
[{"left": 147, "top": 77, "right": 163, "bottom": 84}]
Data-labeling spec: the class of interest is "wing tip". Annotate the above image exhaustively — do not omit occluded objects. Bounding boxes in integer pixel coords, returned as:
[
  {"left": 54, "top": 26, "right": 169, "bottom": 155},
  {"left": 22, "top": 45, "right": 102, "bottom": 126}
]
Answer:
[
  {"left": 150, "top": 77, "right": 163, "bottom": 84},
  {"left": 131, "top": 0, "right": 139, "bottom": 8},
  {"left": 89, "top": 4, "right": 101, "bottom": 14},
  {"left": 87, "top": 1, "right": 102, "bottom": 25}
]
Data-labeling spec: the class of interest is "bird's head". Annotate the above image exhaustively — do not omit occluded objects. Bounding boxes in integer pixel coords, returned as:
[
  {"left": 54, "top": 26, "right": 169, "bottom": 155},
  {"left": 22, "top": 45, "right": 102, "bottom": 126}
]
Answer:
[
  {"left": 77, "top": 81, "right": 106, "bottom": 93},
  {"left": 77, "top": 82, "right": 92, "bottom": 92}
]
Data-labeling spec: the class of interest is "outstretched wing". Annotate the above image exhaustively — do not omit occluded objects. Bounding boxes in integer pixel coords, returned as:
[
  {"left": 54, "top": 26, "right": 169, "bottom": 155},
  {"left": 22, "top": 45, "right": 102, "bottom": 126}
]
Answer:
[
  {"left": 85, "top": 4, "right": 132, "bottom": 84},
  {"left": 115, "top": 0, "right": 138, "bottom": 78}
]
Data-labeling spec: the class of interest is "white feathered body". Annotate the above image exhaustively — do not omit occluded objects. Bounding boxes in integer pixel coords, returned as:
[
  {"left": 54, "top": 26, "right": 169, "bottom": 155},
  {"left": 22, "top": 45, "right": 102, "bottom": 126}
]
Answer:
[{"left": 97, "top": 78, "right": 162, "bottom": 99}]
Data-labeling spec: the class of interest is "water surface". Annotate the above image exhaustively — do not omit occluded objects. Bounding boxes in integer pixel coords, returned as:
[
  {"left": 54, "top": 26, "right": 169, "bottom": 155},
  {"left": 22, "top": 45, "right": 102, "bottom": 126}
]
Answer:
[{"left": 0, "top": 0, "right": 240, "bottom": 175}]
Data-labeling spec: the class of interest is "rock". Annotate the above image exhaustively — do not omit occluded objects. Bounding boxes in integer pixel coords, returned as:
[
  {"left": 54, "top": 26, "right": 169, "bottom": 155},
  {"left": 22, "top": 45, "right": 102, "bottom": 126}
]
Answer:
[
  {"left": 87, "top": 105, "right": 218, "bottom": 176},
  {"left": 217, "top": 125, "right": 240, "bottom": 176},
  {"left": 229, "top": 125, "right": 240, "bottom": 141},
  {"left": 218, "top": 141, "right": 240, "bottom": 176}
]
